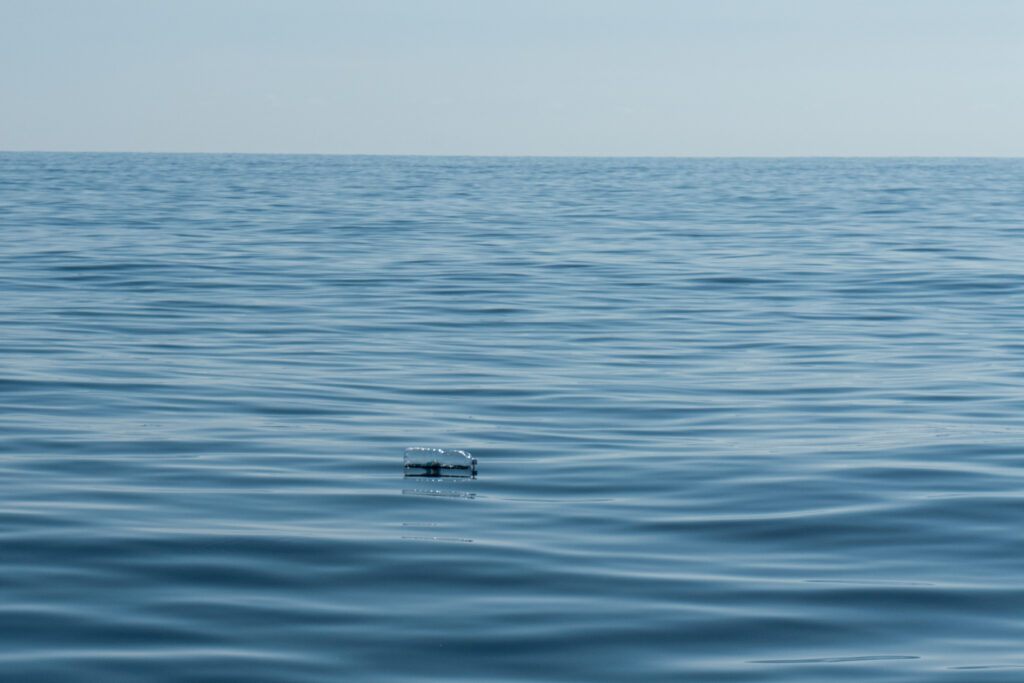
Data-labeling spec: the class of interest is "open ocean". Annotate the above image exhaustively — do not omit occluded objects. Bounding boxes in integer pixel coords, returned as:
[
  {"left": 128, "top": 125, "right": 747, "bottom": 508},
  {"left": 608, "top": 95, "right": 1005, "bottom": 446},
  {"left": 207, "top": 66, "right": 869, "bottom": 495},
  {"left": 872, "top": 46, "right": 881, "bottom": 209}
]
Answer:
[{"left": 2, "top": 152, "right": 1024, "bottom": 681}]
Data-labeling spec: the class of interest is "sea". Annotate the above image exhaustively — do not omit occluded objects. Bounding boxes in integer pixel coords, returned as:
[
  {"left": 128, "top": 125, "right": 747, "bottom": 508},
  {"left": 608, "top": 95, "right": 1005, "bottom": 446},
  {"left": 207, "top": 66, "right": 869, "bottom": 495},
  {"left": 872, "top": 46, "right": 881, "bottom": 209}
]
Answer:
[{"left": 2, "top": 153, "right": 1024, "bottom": 681}]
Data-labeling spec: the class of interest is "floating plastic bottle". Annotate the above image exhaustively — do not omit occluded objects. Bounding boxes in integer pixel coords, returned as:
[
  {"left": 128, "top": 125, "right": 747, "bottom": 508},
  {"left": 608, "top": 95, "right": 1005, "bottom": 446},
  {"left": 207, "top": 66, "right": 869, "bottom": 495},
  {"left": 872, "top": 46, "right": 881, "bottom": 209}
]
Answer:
[{"left": 403, "top": 447, "right": 477, "bottom": 477}]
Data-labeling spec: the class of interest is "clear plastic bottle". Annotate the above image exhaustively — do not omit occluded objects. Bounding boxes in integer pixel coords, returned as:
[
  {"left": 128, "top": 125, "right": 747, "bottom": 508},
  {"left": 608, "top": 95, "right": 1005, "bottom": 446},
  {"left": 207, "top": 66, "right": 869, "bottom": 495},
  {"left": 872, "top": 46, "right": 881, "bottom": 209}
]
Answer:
[{"left": 403, "top": 447, "right": 477, "bottom": 477}]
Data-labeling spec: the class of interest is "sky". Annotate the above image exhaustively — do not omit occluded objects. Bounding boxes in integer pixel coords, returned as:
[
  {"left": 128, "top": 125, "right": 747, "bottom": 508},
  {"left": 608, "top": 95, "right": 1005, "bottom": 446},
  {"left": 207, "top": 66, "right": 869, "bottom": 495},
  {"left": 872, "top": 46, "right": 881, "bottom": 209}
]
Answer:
[{"left": 1, "top": 0, "right": 1022, "bottom": 156}]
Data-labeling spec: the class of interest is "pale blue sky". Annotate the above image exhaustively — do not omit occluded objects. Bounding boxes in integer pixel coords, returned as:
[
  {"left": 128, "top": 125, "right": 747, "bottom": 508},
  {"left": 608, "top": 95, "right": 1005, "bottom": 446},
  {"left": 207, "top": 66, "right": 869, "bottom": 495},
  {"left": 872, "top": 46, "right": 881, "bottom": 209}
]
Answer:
[{"left": 2, "top": 0, "right": 1022, "bottom": 156}]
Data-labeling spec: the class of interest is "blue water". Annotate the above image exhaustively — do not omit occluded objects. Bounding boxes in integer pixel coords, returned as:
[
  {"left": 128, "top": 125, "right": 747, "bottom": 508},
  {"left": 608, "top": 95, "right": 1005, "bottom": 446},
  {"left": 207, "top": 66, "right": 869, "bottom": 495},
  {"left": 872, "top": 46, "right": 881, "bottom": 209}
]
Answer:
[{"left": 2, "top": 153, "right": 1024, "bottom": 681}]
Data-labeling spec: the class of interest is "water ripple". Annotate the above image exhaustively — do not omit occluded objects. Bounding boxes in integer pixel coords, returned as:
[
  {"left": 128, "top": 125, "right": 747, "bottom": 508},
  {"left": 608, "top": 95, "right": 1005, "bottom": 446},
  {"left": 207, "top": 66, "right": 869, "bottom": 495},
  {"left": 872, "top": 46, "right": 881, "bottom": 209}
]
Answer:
[{"left": 2, "top": 154, "right": 1024, "bottom": 680}]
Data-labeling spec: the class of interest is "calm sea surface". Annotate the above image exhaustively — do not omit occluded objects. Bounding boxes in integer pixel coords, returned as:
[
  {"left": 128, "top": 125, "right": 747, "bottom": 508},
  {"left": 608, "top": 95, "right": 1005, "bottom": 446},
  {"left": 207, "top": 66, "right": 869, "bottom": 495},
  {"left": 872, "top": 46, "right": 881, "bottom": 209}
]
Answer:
[{"left": 2, "top": 153, "right": 1024, "bottom": 681}]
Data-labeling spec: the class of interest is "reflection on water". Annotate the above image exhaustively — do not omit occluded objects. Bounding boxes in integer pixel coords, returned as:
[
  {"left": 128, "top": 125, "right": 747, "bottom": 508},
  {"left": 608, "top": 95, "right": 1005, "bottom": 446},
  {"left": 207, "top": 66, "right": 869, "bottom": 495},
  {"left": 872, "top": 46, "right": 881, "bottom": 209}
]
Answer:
[{"left": 402, "top": 488, "right": 478, "bottom": 500}]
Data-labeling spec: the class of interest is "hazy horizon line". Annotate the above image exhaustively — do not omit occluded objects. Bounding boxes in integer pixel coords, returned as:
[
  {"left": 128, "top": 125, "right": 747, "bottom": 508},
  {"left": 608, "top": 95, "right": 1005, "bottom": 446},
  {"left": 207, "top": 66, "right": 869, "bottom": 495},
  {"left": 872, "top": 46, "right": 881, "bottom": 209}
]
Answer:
[{"left": 3, "top": 149, "right": 1022, "bottom": 160}]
